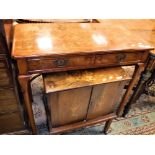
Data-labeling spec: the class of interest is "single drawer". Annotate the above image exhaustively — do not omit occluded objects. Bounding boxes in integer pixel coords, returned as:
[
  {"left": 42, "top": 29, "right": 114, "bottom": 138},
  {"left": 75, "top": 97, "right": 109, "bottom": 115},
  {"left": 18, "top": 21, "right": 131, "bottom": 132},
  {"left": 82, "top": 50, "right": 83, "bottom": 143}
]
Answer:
[
  {"left": 95, "top": 52, "right": 144, "bottom": 66},
  {"left": 0, "top": 88, "right": 15, "bottom": 101},
  {"left": 27, "top": 55, "right": 95, "bottom": 72},
  {"left": 0, "top": 112, "right": 25, "bottom": 134},
  {"left": 0, "top": 68, "right": 12, "bottom": 87}
]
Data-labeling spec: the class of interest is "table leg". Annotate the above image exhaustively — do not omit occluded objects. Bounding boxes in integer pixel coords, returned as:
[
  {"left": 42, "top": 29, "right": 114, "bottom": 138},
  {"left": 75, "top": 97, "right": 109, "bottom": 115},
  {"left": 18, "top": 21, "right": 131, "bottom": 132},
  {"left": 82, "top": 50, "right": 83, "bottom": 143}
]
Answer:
[
  {"left": 116, "top": 63, "right": 145, "bottom": 116},
  {"left": 122, "top": 70, "right": 152, "bottom": 117},
  {"left": 18, "top": 75, "right": 37, "bottom": 134},
  {"left": 122, "top": 56, "right": 155, "bottom": 117}
]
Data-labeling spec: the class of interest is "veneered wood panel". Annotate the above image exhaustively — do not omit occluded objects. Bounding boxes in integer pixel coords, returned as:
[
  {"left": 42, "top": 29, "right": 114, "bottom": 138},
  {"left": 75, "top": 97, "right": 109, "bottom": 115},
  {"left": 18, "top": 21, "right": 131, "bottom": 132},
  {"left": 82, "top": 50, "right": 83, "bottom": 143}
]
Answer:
[
  {"left": 95, "top": 52, "right": 143, "bottom": 66},
  {"left": 48, "top": 87, "right": 92, "bottom": 127},
  {"left": 87, "top": 81, "right": 128, "bottom": 120},
  {"left": 27, "top": 55, "right": 94, "bottom": 72},
  {"left": 12, "top": 23, "right": 153, "bottom": 58},
  {"left": 44, "top": 67, "right": 133, "bottom": 93}
]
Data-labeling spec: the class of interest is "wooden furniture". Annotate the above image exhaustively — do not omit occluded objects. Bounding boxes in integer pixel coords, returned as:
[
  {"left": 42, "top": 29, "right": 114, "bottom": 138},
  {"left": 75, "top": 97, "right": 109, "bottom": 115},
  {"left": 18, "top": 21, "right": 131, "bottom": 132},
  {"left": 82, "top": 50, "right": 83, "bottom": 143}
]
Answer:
[
  {"left": 98, "top": 20, "right": 155, "bottom": 116},
  {"left": 43, "top": 67, "right": 133, "bottom": 134},
  {"left": 12, "top": 23, "right": 154, "bottom": 134},
  {"left": 123, "top": 51, "right": 155, "bottom": 116},
  {"left": 0, "top": 20, "right": 29, "bottom": 134}
]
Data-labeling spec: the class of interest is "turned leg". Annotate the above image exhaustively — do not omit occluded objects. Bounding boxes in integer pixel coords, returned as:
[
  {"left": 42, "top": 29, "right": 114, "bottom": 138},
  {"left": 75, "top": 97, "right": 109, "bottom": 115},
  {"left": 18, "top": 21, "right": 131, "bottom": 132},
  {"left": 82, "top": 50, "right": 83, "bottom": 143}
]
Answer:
[
  {"left": 103, "top": 120, "right": 113, "bottom": 134},
  {"left": 117, "top": 63, "right": 145, "bottom": 117},
  {"left": 18, "top": 75, "right": 37, "bottom": 134}
]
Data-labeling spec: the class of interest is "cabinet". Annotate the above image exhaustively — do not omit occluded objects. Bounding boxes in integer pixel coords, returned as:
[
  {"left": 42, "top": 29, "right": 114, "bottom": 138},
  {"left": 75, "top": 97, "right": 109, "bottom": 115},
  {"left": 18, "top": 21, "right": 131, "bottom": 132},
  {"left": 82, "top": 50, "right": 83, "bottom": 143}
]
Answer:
[{"left": 43, "top": 67, "right": 133, "bottom": 134}]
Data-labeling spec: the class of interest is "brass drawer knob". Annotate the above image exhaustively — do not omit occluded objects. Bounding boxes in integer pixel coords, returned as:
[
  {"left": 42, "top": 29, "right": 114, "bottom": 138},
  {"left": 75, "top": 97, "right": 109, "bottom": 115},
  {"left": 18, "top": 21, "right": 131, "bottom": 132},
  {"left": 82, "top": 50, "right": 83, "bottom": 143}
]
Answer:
[
  {"left": 116, "top": 53, "right": 126, "bottom": 62},
  {"left": 53, "top": 59, "right": 68, "bottom": 67}
]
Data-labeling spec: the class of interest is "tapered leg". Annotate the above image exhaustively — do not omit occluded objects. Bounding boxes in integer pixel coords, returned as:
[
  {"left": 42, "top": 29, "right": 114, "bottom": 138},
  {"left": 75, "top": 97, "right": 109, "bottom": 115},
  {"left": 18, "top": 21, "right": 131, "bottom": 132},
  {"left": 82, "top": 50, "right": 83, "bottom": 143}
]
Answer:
[
  {"left": 117, "top": 63, "right": 145, "bottom": 117},
  {"left": 123, "top": 54, "right": 155, "bottom": 117},
  {"left": 122, "top": 71, "right": 151, "bottom": 117},
  {"left": 18, "top": 75, "right": 37, "bottom": 134},
  {"left": 103, "top": 120, "right": 113, "bottom": 134}
]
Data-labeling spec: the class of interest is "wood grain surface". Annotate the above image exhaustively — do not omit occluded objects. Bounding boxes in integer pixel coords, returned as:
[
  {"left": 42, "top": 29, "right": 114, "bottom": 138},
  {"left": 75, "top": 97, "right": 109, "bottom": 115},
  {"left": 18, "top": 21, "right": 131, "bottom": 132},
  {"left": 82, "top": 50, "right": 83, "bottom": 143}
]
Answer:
[
  {"left": 12, "top": 23, "right": 153, "bottom": 58},
  {"left": 44, "top": 66, "right": 133, "bottom": 93}
]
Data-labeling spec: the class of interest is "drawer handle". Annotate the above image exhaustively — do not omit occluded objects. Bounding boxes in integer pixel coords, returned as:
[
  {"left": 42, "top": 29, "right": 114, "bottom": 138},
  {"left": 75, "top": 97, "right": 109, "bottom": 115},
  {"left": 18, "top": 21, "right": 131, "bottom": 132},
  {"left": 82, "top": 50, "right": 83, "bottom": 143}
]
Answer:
[
  {"left": 116, "top": 53, "right": 126, "bottom": 62},
  {"left": 53, "top": 59, "right": 68, "bottom": 67}
]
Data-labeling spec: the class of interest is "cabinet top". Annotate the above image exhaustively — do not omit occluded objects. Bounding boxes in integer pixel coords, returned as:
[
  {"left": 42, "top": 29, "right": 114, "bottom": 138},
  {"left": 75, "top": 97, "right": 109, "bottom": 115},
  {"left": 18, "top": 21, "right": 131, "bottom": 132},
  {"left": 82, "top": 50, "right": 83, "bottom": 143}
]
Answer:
[{"left": 12, "top": 23, "right": 153, "bottom": 58}]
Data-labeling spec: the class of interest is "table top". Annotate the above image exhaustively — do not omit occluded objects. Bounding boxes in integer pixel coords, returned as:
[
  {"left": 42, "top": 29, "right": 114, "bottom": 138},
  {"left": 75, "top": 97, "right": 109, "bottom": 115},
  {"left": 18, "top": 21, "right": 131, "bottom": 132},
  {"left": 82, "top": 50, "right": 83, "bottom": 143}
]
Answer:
[
  {"left": 12, "top": 23, "right": 154, "bottom": 58},
  {"left": 99, "top": 20, "right": 155, "bottom": 56}
]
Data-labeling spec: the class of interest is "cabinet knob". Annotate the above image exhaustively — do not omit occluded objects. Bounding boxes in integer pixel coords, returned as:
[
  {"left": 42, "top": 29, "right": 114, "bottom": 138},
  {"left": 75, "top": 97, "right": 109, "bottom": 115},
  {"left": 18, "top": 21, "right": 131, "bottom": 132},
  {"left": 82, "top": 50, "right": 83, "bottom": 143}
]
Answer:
[{"left": 53, "top": 59, "right": 68, "bottom": 67}]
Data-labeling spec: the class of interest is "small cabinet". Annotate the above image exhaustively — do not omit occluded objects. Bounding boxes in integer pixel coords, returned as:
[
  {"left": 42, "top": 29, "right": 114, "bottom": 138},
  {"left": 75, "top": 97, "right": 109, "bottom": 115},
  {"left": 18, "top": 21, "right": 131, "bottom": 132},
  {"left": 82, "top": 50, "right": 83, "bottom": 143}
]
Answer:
[{"left": 43, "top": 66, "right": 134, "bottom": 134}]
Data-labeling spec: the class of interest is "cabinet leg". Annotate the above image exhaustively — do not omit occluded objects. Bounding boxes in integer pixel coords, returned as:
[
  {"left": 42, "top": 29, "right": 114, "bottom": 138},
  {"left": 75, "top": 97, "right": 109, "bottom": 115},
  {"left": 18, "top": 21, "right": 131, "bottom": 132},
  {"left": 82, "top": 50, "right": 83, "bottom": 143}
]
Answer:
[
  {"left": 123, "top": 55, "right": 155, "bottom": 116},
  {"left": 103, "top": 120, "right": 112, "bottom": 134},
  {"left": 117, "top": 63, "right": 145, "bottom": 117},
  {"left": 18, "top": 75, "right": 37, "bottom": 134},
  {"left": 122, "top": 74, "right": 148, "bottom": 117}
]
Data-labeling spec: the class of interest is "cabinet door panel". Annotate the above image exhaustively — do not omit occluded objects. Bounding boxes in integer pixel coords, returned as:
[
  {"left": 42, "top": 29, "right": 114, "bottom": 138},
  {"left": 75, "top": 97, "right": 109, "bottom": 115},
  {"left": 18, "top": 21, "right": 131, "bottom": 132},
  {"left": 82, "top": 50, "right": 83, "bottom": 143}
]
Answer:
[
  {"left": 48, "top": 87, "right": 92, "bottom": 128},
  {"left": 87, "top": 81, "right": 127, "bottom": 120}
]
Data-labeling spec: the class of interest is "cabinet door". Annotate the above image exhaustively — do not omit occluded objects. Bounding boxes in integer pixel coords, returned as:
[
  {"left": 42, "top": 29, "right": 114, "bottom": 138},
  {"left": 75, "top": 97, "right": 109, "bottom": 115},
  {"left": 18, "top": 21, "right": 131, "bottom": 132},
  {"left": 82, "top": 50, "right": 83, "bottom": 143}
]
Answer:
[
  {"left": 87, "top": 81, "right": 127, "bottom": 120},
  {"left": 48, "top": 86, "right": 92, "bottom": 128}
]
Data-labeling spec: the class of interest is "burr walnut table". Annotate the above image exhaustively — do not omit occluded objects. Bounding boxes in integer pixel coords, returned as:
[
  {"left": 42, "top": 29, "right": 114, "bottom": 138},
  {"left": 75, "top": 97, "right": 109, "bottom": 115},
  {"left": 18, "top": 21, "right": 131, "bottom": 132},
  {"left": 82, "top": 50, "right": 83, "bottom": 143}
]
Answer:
[{"left": 12, "top": 23, "right": 154, "bottom": 134}]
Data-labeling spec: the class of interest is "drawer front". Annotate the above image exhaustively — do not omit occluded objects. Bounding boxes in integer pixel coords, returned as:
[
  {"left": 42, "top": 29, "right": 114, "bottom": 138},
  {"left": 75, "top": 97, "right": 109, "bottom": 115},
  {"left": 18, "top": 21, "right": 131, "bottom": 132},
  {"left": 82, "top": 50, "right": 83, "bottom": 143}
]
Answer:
[
  {"left": 26, "top": 51, "right": 147, "bottom": 74},
  {"left": 95, "top": 52, "right": 143, "bottom": 66},
  {"left": 27, "top": 55, "right": 95, "bottom": 72},
  {"left": 0, "top": 68, "right": 12, "bottom": 87},
  {"left": 0, "top": 112, "right": 25, "bottom": 134}
]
